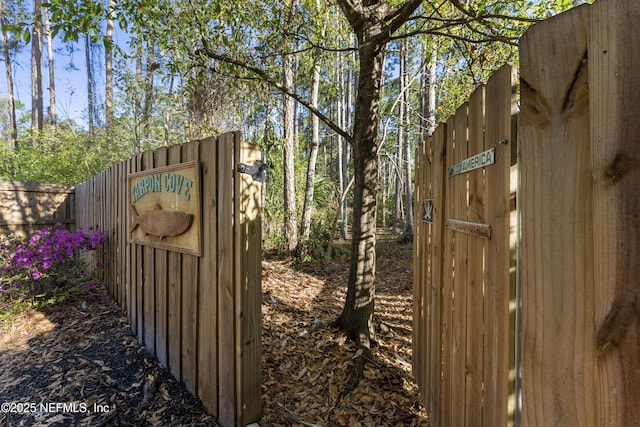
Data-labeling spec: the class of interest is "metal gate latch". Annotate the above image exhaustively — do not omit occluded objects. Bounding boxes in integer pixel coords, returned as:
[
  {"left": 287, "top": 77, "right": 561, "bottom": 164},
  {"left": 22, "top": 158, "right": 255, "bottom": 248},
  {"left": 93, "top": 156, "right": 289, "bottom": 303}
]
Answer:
[{"left": 237, "top": 160, "right": 267, "bottom": 183}]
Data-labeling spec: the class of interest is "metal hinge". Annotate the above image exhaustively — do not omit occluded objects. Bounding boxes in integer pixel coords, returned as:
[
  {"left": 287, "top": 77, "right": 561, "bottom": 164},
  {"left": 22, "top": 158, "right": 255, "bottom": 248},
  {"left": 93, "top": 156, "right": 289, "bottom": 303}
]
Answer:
[{"left": 237, "top": 160, "right": 267, "bottom": 183}]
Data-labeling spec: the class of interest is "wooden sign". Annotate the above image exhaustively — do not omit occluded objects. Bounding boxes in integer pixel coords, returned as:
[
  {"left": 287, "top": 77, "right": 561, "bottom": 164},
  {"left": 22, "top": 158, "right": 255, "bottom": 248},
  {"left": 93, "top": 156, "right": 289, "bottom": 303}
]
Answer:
[{"left": 128, "top": 161, "right": 201, "bottom": 255}]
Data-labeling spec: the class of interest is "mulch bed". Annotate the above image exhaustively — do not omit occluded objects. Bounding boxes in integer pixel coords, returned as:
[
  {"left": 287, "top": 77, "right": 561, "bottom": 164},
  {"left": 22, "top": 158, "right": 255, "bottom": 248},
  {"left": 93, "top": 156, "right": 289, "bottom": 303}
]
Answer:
[
  {"left": 1, "top": 238, "right": 428, "bottom": 426},
  {"left": 0, "top": 287, "right": 216, "bottom": 426}
]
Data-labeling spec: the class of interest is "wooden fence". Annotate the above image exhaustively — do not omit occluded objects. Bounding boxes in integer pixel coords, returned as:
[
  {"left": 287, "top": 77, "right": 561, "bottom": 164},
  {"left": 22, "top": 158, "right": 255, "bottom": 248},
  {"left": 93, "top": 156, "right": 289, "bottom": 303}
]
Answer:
[
  {"left": 413, "top": 1, "right": 640, "bottom": 426},
  {"left": 0, "top": 180, "right": 75, "bottom": 239},
  {"left": 413, "top": 64, "right": 518, "bottom": 427},
  {"left": 75, "top": 132, "right": 262, "bottom": 427}
]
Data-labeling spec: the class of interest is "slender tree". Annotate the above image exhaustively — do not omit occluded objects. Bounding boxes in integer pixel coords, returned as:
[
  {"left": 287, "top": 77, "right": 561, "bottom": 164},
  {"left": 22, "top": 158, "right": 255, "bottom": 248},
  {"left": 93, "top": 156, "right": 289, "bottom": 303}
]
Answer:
[
  {"left": 420, "top": 39, "right": 437, "bottom": 138},
  {"left": 401, "top": 39, "right": 414, "bottom": 241},
  {"left": 300, "top": 47, "right": 322, "bottom": 241},
  {"left": 85, "top": 33, "right": 94, "bottom": 134},
  {"left": 142, "top": 34, "right": 155, "bottom": 140},
  {"left": 283, "top": 50, "right": 298, "bottom": 252},
  {"left": 282, "top": 1, "right": 299, "bottom": 253},
  {"left": 0, "top": 0, "right": 17, "bottom": 148},
  {"left": 393, "top": 42, "right": 406, "bottom": 232},
  {"left": 105, "top": 0, "right": 114, "bottom": 145},
  {"left": 43, "top": 6, "right": 55, "bottom": 127},
  {"left": 31, "top": 0, "right": 43, "bottom": 140}
]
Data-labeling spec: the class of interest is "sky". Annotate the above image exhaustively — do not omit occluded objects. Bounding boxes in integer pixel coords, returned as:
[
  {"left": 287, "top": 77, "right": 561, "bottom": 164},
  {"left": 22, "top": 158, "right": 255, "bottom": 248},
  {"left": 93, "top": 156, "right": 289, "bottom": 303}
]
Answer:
[{"left": 0, "top": 18, "right": 130, "bottom": 129}]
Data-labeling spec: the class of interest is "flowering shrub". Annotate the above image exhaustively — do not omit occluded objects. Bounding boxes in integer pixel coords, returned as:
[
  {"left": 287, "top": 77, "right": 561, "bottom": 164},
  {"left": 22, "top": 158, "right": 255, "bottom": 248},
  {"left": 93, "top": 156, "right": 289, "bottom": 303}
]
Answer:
[{"left": 0, "top": 224, "right": 107, "bottom": 304}]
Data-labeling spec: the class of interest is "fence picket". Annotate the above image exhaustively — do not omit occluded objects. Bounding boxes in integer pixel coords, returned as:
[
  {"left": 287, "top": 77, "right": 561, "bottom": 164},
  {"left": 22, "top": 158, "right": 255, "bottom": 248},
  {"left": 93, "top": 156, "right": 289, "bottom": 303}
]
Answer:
[
  {"left": 465, "top": 84, "right": 485, "bottom": 426},
  {"left": 181, "top": 140, "right": 200, "bottom": 395},
  {"left": 590, "top": 1, "right": 640, "bottom": 425},
  {"left": 198, "top": 137, "right": 219, "bottom": 415}
]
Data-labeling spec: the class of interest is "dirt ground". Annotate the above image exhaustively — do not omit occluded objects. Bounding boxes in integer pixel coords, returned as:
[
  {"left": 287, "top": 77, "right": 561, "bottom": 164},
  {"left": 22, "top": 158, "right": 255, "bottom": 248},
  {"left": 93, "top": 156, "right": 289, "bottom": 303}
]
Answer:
[{"left": 0, "top": 237, "right": 427, "bottom": 426}]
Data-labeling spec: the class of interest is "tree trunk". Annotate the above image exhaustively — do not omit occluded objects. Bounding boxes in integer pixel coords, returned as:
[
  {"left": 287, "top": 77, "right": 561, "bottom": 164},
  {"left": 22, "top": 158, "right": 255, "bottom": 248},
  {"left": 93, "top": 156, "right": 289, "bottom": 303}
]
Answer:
[
  {"left": 105, "top": 0, "right": 114, "bottom": 145},
  {"left": 394, "top": 42, "right": 406, "bottom": 233},
  {"left": 43, "top": 7, "right": 55, "bottom": 127},
  {"left": 85, "top": 34, "right": 94, "bottom": 135},
  {"left": 0, "top": 0, "right": 17, "bottom": 148},
  {"left": 283, "top": 52, "right": 298, "bottom": 252},
  {"left": 134, "top": 37, "right": 143, "bottom": 151},
  {"left": 301, "top": 49, "right": 321, "bottom": 241},
  {"left": 31, "top": 0, "right": 43, "bottom": 141},
  {"left": 163, "top": 71, "right": 174, "bottom": 146},
  {"left": 334, "top": 38, "right": 386, "bottom": 375},
  {"left": 341, "top": 52, "right": 352, "bottom": 240},
  {"left": 420, "top": 39, "right": 437, "bottom": 139},
  {"left": 402, "top": 40, "right": 414, "bottom": 241},
  {"left": 142, "top": 35, "right": 155, "bottom": 140},
  {"left": 336, "top": 53, "right": 346, "bottom": 239}
]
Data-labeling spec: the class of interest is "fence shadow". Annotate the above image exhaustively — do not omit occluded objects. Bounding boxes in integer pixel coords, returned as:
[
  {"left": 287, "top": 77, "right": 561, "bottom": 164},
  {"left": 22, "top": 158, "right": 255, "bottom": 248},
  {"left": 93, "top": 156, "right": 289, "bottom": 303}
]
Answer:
[{"left": 0, "top": 180, "right": 76, "bottom": 240}]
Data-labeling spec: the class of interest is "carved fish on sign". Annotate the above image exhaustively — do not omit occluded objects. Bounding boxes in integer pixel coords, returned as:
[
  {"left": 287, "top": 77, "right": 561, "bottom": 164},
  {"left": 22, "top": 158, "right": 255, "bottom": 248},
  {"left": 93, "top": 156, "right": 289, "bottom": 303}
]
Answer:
[{"left": 130, "top": 203, "right": 193, "bottom": 238}]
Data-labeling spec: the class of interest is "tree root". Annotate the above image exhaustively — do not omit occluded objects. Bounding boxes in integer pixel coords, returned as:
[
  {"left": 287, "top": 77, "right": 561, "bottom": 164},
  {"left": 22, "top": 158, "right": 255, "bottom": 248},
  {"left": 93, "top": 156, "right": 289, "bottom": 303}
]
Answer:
[{"left": 341, "top": 346, "right": 373, "bottom": 397}]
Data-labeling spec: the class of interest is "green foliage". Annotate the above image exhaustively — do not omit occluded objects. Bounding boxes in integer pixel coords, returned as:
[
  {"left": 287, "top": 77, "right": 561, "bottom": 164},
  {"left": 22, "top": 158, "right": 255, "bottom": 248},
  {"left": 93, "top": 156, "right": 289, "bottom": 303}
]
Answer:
[
  {"left": 0, "top": 125, "right": 132, "bottom": 185},
  {"left": 262, "top": 134, "right": 338, "bottom": 254}
]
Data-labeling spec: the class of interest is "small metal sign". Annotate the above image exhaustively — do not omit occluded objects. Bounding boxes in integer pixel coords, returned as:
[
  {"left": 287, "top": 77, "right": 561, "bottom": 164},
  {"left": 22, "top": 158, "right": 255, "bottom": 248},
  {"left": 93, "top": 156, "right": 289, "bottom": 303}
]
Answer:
[
  {"left": 448, "top": 147, "right": 496, "bottom": 177},
  {"left": 421, "top": 199, "right": 434, "bottom": 223}
]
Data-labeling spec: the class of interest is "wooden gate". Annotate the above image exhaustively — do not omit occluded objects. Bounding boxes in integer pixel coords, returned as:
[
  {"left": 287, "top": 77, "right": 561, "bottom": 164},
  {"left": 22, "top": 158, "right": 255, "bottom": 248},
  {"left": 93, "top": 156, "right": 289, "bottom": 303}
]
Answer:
[
  {"left": 413, "top": 65, "right": 518, "bottom": 426},
  {"left": 75, "top": 132, "right": 262, "bottom": 427},
  {"left": 414, "top": 1, "right": 640, "bottom": 426}
]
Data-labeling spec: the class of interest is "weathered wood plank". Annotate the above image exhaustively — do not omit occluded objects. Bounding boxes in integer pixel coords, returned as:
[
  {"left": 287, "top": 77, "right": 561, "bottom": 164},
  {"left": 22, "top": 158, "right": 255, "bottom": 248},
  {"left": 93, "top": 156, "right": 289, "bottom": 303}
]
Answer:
[
  {"left": 142, "top": 150, "right": 156, "bottom": 355},
  {"left": 440, "top": 115, "right": 456, "bottom": 426},
  {"left": 590, "top": 1, "right": 640, "bottom": 425},
  {"left": 412, "top": 137, "right": 426, "bottom": 404},
  {"left": 520, "top": 6, "right": 595, "bottom": 426},
  {"left": 198, "top": 137, "right": 219, "bottom": 415},
  {"left": 451, "top": 101, "right": 469, "bottom": 427},
  {"left": 181, "top": 140, "right": 200, "bottom": 395},
  {"left": 127, "top": 157, "right": 138, "bottom": 337},
  {"left": 167, "top": 144, "right": 183, "bottom": 381},
  {"left": 428, "top": 124, "right": 447, "bottom": 425},
  {"left": 218, "top": 132, "right": 236, "bottom": 427},
  {"left": 465, "top": 84, "right": 486, "bottom": 426},
  {"left": 154, "top": 147, "right": 169, "bottom": 368},
  {"left": 484, "top": 63, "right": 518, "bottom": 427},
  {"left": 235, "top": 134, "right": 263, "bottom": 424},
  {"left": 445, "top": 218, "right": 491, "bottom": 239}
]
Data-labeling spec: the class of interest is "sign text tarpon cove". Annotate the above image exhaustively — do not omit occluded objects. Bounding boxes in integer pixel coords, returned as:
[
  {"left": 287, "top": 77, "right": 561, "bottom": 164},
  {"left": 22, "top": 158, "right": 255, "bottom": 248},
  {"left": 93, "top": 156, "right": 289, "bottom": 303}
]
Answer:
[
  {"left": 130, "top": 170, "right": 194, "bottom": 202},
  {"left": 128, "top": 160, "right": 201, "bottom": 256}
]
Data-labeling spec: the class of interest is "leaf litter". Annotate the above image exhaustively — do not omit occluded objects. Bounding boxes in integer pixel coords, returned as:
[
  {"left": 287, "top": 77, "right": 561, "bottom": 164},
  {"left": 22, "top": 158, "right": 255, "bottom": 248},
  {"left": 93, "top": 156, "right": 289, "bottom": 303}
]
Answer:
[
  {"left": 261, "top": 237, "right": 428, "bottom": 426},
  {"left": 0, "top": 236, "right": 427, "bottom": 426},
  {"left": 0, "top": 286, "right": 215, "bottom": 426}
]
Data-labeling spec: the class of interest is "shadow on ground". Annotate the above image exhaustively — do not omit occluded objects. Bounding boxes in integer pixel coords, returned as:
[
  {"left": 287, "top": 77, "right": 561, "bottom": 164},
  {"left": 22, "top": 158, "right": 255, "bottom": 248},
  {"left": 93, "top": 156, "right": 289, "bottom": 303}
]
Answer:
[{"left": 261, "top": 235, "right": 428, "bottom": 426}]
